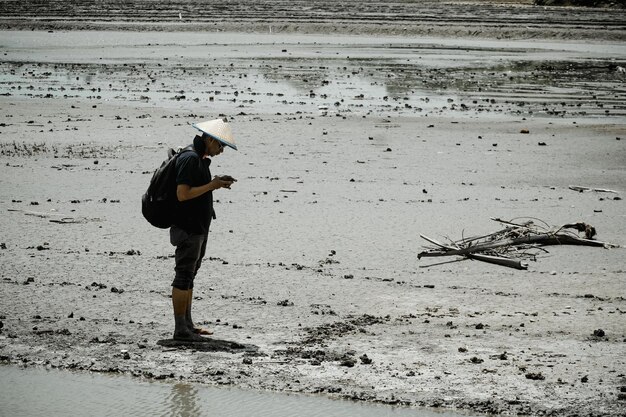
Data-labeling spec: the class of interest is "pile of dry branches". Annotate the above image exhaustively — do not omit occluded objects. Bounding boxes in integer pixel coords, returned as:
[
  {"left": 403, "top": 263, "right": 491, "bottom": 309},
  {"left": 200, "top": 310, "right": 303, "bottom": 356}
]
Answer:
[{"left": 418, "top": 217, "right": 618, "bottom": 270}]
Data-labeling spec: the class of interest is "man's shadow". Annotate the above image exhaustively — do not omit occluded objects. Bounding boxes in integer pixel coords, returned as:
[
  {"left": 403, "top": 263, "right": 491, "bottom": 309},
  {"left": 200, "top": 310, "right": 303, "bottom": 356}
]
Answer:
[{"left": 157, "top": 337, "right": 259, "bottom": 353}]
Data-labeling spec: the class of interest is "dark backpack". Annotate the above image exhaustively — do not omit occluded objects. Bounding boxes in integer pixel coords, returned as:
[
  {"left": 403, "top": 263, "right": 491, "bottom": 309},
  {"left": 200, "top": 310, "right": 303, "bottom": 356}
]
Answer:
[{"left": 141, "top": 146, "right": 193, "bottom": 228}]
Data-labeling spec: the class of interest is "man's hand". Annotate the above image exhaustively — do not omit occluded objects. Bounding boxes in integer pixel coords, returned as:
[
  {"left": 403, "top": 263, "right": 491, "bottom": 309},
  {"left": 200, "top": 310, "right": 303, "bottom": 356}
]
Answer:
[
  {"left": 212, "top": 175, "right": 237, "bottom": 189},
  {"left": 219, "top": 175, "right": 237, "bottom": 183}
]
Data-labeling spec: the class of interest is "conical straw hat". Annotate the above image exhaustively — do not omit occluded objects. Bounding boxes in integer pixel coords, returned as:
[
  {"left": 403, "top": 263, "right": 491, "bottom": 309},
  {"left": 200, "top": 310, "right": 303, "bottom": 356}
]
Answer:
[{"left": 192, "top": 118, "right": 238, "bottom": 150}]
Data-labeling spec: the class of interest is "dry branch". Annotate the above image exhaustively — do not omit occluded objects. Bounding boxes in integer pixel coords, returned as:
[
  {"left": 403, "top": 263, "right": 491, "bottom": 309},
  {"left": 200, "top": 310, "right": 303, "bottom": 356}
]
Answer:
[
  {"left": 418, "top": 233, "right": 613, "bottom": 259},
  {"left": 418, "top": 219, "right": 618, "bottom": 270}
]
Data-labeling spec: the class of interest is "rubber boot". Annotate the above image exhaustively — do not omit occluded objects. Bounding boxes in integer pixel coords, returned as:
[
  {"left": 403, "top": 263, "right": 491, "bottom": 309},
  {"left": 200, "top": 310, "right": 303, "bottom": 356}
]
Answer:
[
  {"left": 186, "top": 288, "right": 196, "bottom": 332},
  {"left": 172, "top": 287, "right": 203, "bottom": 341}
]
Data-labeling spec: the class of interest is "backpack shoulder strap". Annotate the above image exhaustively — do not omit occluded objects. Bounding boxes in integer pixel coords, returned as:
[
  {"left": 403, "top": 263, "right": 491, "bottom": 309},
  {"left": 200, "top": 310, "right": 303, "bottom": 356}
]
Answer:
[{"left": 178, "top": 145, "right": 195, "bottom": 155}]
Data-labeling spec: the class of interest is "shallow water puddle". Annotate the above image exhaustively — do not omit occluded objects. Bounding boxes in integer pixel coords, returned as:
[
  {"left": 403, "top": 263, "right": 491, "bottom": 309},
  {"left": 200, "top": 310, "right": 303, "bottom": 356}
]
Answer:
[{"left": 0, "top": 365, "right": 472, "bottom": 417}]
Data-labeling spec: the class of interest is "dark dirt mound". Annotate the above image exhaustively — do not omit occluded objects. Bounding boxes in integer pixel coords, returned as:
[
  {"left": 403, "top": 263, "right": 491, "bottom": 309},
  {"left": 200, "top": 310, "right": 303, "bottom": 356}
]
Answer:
[{"left": 535, "top": 0, "right": 625, "bottom": 6}]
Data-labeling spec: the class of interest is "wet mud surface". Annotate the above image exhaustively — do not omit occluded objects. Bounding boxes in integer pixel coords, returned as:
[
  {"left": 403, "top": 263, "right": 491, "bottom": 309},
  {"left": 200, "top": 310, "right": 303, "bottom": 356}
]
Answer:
[
  {"left": 1, "top": 32, "right": 625, "bottom": 120},
  {"left": 1, "top": 27, "right": 626, "bottom": 417}
]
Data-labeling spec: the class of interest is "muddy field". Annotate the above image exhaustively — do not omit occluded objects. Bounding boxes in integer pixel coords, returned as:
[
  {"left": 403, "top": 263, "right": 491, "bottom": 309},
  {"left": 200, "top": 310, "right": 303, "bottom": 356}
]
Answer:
[{"left": 1, "top": 6, "right": 626, "bottom": 417}]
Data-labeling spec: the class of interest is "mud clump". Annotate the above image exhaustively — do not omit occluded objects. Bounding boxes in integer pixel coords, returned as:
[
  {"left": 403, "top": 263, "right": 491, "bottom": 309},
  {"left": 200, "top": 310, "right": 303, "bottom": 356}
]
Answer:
[
  {"left": 340, "top": 356, "right": 356, "bottom": 367},
  {"left": 359, "top": 354, "right": 373, "bottom": 364},
  {"left": 302, "top": 314, "right": 387, "bottom": 344},
  {"left": 526, "top": 372, "right": 546, "bottom": 380}
]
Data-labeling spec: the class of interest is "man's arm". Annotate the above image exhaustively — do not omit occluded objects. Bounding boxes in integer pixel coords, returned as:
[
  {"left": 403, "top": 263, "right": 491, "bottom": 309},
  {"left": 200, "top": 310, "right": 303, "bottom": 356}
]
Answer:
[{"left": 176, "top": 177, "right": 234, "bottom": 202}]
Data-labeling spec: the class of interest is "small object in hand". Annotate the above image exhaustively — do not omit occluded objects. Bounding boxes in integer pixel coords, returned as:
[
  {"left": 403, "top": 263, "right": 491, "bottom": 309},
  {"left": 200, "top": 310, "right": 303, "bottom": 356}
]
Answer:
[{"left": 220, "top": 175, "right": 237, "bottom": 182}]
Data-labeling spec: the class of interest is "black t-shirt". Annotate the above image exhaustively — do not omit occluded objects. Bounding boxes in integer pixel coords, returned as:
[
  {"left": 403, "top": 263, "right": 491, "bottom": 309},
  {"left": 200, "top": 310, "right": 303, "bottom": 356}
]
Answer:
[{"left": 173, "top": 148, "right": 214, "bottom": 235}]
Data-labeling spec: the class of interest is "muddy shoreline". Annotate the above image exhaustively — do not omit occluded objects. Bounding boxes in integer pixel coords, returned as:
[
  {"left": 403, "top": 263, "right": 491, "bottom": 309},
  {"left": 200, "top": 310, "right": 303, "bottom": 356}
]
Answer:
[{"left": 1, "top": 27, "right": 626, "bottom": 417}]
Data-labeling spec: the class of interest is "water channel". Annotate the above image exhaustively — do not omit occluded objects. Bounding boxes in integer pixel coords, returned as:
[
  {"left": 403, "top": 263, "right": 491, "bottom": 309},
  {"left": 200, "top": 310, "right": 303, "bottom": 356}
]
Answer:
[{"left": 0, "top": 365, "right": 476, "bottom": 417}]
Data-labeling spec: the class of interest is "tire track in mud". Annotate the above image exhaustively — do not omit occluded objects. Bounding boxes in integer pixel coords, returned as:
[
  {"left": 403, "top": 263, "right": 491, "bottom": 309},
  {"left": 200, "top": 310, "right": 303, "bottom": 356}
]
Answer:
[{"left": 1, "top": 0, "right": 625, "bottom": 40}]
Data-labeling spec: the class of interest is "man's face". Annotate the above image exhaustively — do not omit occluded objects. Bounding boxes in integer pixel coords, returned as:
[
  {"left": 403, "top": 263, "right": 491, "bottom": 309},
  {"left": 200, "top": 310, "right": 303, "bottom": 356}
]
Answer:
[{"left": 204, "top": 136, "right": 224, "bottom": 157}]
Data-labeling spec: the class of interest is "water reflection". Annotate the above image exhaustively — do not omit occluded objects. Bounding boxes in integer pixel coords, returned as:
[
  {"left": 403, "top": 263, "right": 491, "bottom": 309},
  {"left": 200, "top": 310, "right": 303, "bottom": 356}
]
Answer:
[{"left": 166, "top": 383, "right": 201, "bottom": 417}]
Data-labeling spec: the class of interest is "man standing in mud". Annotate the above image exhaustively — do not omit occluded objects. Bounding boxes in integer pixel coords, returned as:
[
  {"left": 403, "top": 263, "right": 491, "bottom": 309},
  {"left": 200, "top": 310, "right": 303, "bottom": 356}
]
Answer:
[{"left": 170, "top": 118, "right": 238, "bottom": 341}]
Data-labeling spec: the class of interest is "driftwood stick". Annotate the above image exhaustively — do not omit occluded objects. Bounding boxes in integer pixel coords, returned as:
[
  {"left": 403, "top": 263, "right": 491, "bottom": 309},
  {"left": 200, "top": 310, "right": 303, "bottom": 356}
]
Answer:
[
  {"left": 49, "top": 218, "right": 88, "bottom": 224},
  {"left": 490, "top": 217, "right": 540, "bottom": 230},
  {"left": 419, "top": 258, "right": 468, "bottom": 268},
  {"left": 569, "top": 185, "right": 619, "bottom": 194},
  {"left": 550, "top": 234, "right": 618, "bottom": 248},
  {"left": 467, "top": 253, "right": 528, "bottom": 270},
  {"left": 490, "top": 217, "right": 532, "bottom": 226},
  {"left": 8, "top": 208, "right": 66, "bottom": 218},
  {"left": 419, "top": 234, "right": 454, "bottom": 249}
]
